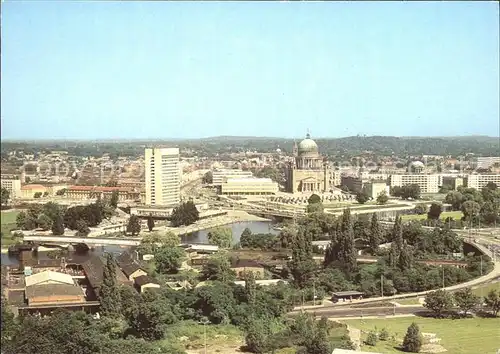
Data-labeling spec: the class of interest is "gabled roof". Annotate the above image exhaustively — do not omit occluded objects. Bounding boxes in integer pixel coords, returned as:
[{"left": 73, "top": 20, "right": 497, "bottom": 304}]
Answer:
[
  {"left": 134, "top": 275, "right": 159, "bottom": 287},
  {"left": 25, "top": 284, "right": 84, "bottom": 299},
  {"left": 81, "top": 256, "right": 130, "bottom": 291},
  {"left": 121, "top": 262, "right": 143, "bottom": 278},
  {"left": 24, "top": 270, "right": 74, "bottom": 287}
]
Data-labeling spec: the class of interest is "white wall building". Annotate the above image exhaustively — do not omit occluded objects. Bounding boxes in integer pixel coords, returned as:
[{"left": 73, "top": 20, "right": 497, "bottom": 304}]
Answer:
[
  {"left": 145, "top": 148, "right": 180, "bottom": 206},
  {"left": 473, "top": 157, "right": 500, "bottom": 169},
  {"left": 220, "top": 177, "right": 279, "bottom": 196},
  {"left": 389, "top": 174, "right": 440, "bottom": 193},
  {"left": 465, "top": 174, "right": 500, "bottom": 190},
  {"left": 212, "top": 169, "right": 253, "bottom": 186},
  {"left": 0, "top": 175, "right": 22, "bottom": 199}
]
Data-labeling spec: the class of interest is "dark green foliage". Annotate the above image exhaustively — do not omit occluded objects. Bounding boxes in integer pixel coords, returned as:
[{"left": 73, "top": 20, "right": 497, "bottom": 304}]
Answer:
[
  {"left": 308, "top": 194, "right": 321, "bottom": 204},
  {"left": 37, "top": 214, "right": 53, "bottom": 230},
  {"left": 376, "top": 191, "right": 389, "bottom": 205},
  {"left": 169, "top": 201, "right": 200, "bottom": 227},
  {"left": 201, "top": 253, "right": 236, "bottom": 282},
  {"left": 379, "top": 328, "right": 389, "bottom": 341},
  {"left": 423, "top": 289, "right": 453, "bottom": 318},
  {"left": 110, "top": 190, "right": 119, "bottom": 208},
  {"left": 289, "top": 227, "right": 317, "bottom": 288},
  {"left": 126, "top": 215, "right": 141, "bottom": 236},
  {"left": 100, "top": 253, "right": 122, "bottom": 317},
  {"left": 369, "top": 213, "right": 382, "bottom": 254},
  {"left": 1, "top": 295, "right": 15, "bottom": 347},
  {"left": 453, "top": 287, "right": 479, "bottom": 316},
  {"left": 154, "top": 246, "right": 185, "bottom": 274},
  {"left": 75, "top": 219, "right": 90, "bottom": 236},
  {"left": 338, "top": 209, "right": 357, "bottom": 274},
  {"left": 202, "top": 171, "right": 213, "bottom": 184},
  {"left": 365, "top": 331, "right": 378, "bottom": 346},
  {"left": 484, "top": 289, "right": 500, "bottom": 316},
  {"left": 51, "top": 214, "right": 65, "bottom": 235},
  {"left": 239, "top": 232, "right": 279, "bottom": 250},
  {"left": 355, "top": 192, "right": 369, "bottom": 204},
  {"left": 402, "top": 322, "right": 423, "bottom": 353},
  {"left": 427, "top": 203, "right": 442, "bottom": 220},
  {"left": 127, "top": 300, "right": 167, "bottom": 340},
  {"left": 0, "top": 187, "right": 9, "bottom": 205},
  {"left": 63, "top": 202, "right": 104, "bottom": 229},
  {"left": 147, "top": 215, "right": 154, "bottom": 231},
  {"left": 207, "top": 227, "right": 233, "bottom": 248}
]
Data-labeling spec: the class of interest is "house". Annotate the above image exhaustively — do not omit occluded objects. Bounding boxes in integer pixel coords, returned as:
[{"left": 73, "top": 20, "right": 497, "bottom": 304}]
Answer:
[
  {"left": 81, "top": 256, "right": 131, "bottom": 298},
  {"left": 25, "top": 284, "right": 85, "bottom": 306},
  {"left": 117, "top": 252, "right": 148, "bottom": 281},
  {"left": 230, "top": 259, "right": 265, "bottom": 279},
  {"left": 24, "top": 270, "right": 75, "bottom": 287},
  {"left": 134, "top": 275, "right": 160, "bottom": 293}
]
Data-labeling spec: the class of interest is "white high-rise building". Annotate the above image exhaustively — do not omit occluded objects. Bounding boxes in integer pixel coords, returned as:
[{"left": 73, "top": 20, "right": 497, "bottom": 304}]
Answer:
[{"left": 145, "top": 148, "right": 180, "bottom": 206}]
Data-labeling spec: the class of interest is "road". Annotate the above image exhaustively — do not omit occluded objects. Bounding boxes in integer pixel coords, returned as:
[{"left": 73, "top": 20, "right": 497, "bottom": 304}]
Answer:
[{"left": 289, "top": 305, "right": 425, "bottom": 318}]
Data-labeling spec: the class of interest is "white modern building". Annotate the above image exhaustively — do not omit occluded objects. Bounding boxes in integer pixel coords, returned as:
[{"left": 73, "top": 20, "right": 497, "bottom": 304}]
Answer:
[
  {"left": 212, "top": 169, "right": 253, "bottom": 186},
  {"left": 473, "top": 156, "right": 500, "bottom": 169},
  {"left": 0, "top": 175, "right": 22, "bottom": 199},
  {"left": 389, "top": 174, "right": 440, "bottom": 193},
  {"left": 220, "top": 177, "right": 279, "bottom": 196},
  {"left": 465, "top": 174, "right": 500, "bottom": 190},
  {"left": 144, "top": 148, "right": 180, "bottom": 206}
]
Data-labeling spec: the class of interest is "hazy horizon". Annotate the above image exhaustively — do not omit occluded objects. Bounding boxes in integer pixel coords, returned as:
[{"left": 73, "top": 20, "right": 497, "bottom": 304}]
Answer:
[{"left": 1, "top": 2, "right": 499, "bottom": 140}]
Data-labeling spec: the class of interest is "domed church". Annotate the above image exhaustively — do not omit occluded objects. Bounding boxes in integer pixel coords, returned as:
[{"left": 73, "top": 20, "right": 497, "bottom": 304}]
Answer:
[{"left": 285, "top": 132, "right": 334, "bottom": 193}]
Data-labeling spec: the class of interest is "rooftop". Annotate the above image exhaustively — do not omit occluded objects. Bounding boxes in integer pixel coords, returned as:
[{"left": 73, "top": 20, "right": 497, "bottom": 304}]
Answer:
[
  {"left": 25, "top": 270, "right": 75, "bottom": 287},
  {"left": 25, "top": 284, "right": 84, "bottom": 299},
  {"left": 134, "top": 275, "right": 159, "bottom": 287}
]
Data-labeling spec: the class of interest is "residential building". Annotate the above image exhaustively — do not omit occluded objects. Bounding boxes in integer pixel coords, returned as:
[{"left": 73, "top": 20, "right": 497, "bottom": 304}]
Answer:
[
  {"left": 145, "top": 148, "right": 181, "bottom": 206},
  {"left": 134, "top": 275, "right": 160, "bottom": 293},
  {"left": 389, "top": 174, "right": 440, "bottom": 194},
  {"left": 465, "top": 174, "right": 500, "bottom": 190},
  {"left": 81, "top": 256, "right": 131, "bottom": 299},
  {"left": 0, "top": 175, "right": 22, "bottom": 199},
  {"left": 117, "top": 252, "right": 148, "bottom": 281},
  {"left": 441, "top": 176, "right": 464, "bottom": 190},
  {"left": 285, "top": 133, "right": 334, "bottom": 193},
  {"left": 473, "top": 156, "right": 500, "bottom": 169},
  {"left": 212, "top": 169, "right": 253, "bottom": 186},
  {"left": 363, "top": 180, "right": 388, "bottom": 199},
  {"left": 220, "top": 177, "right": 279, "bottom": 195},
  {"left": 65, "top": 185, "right": 140, "bottom": 201}
]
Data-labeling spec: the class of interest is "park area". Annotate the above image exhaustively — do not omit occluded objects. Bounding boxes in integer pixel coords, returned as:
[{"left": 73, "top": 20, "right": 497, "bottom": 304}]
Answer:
[
  {"left": 341, "top": 316, "right": 500, "bottom": 354},
  {"left": 1, "top": 210, "right": 20, "bottom": 246},
  {"left": 401, "top": 210, "right": 463, "bottom": 221}
]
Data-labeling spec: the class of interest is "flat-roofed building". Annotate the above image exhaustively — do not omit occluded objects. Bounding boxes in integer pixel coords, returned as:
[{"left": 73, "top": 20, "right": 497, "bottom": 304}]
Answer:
[
  {"left": 212, "top": 169, "right": 253, "bottom": 186},
  {"left": 465, "top": 174, "right": 500, "bottom": 190},
  {"left": 362, "top": 180, "right": 388, "bottom": 199},
  {"left": 21, "top": 184, "right": 48, "bottom": 199},
  {"left": 220, "top": 177, "right": 278, "bottom": 196},
  {"left": 65, "top": 185, "right": 140, "bottom": 201},
  {"left": 473, "top": 156, "right": 500, "bottom": 169},
  {"left": 145, "top": 148, "right": 181, "bottom": 206},
  {"left": 25, "top": 284, "right": 85, "bottom": 306},
  {"left": 0, "top": 175, "right": 21, "bottom": 199},
  {"left": 441, "top": 176, "right": 464, "bottom": 190},
  {"left": 389, "top": 174, "right": 439, "bottom": 194}
]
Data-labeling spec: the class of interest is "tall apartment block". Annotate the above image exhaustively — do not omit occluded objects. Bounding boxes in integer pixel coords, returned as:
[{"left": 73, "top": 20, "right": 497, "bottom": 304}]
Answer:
[{"left": 144, "top": 148, "right": 180, "bottom": 206}]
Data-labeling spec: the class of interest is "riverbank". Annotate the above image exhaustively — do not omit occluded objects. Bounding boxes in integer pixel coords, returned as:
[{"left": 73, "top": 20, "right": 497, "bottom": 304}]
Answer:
[{"left": 143, "top": 210, "right": 272, "bottom": 236}]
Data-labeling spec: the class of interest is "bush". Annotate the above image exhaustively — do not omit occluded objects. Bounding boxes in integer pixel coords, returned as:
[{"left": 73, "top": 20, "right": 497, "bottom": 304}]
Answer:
[
  {"left": 379, "top": 328, "right": 389, "bottom": 341},
  {"left": 365, "top": 331, "right": 378, "bottom": 346},
  {"left": 402, "top": 322, "right": 423, "bottom": 353}
]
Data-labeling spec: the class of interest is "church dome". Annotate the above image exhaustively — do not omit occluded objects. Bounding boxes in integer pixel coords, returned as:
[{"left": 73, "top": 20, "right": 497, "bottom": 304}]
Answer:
[{"left": 298, "top": 133, "right": 319, "bottom": 156}]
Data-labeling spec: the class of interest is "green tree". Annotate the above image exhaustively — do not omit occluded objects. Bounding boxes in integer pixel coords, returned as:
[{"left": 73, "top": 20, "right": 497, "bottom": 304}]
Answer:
[
  {"left": 1, "top": 294, "right": 15, "bottom": 346},
  {"left": 154, "top": 246, "right": 185, "bottom": 274},
  {"left": 369, "top": 213, "right": 382, "bottom": 254},
  {"left": 308, "top": 194, "right": 321, "bottom": 204},
  {"left": 392, "top": 215, "right": 403, "bottom": 260},
  {"left": 37, "top": 214, "right": 53, "bottom": 231},
  {"left": 201, "top": 253, "right": 236, "bottom": 282},
  {"left": 307, "top": 202, "right": 324, "bottom": 213},
  {"left": 202, "top": 171, "right": 213, "bottom": 184},
  {"left": 169, "top": 201, "right": 199, "bottom": 227},
  {"left": 76, "top": 219, "right": 90, "bottom": 236},
  {"left": 414, "top": 204, "right": 427, "bottom": 215},
  {"left": 484, "top": 289, "right": 500, "bottom": 317},
  {"left": 110, "top": 190, "right": 119, "bottom": 209},
  {"left": 454, "top": 287, "right": 479, "bottom": 316},
  {"left": 379, "top": 328, "right": 389, "bottom": 341},
  {"left": 398, "top": 242, "right": 414, "bottom": 271},
  {"left": 146, "top": 215, "right": 154, "bottom": 232},
  {"left": 100, "top": 253, "right": 122, "bottom": 317},
  {"left": 126, "top": 215, "right": 141, "bottom": 236},
  {"left": 401, "top": 184, "right": 421, "bottom": 200},
  {"left": 461, "top": 200, "right": 481, "bottom": 224},
  {"left": 207, "top": 227, "right": 233, "bottom": 248},
  {"left": 365, "top": 331, "right": 378, "bottom": 346},
  {"left": 427, "top": 203, "right": 443, "bottom": 220},
  {"left": 338, "top": 208, "right": 357, "bottom": 274},
  {"left": 51, "top": 214, "right": 65, "bottom": 235},
  {"left": 402, "top": 322, "right": 423, "bottom": 353},
  {"left": 55, "top": 188, "right": 67, "bottom": 196},
  {"left": 424, "top": 289, "right": 454, "bottom": 318},
  {"left": 376, "top": 190, "right": 389, "bottom": 205},
  {"left": 1, "top": 187, "right": 10, "bottom": 205},
  {"left": 34, "top": 192, "right": 42, "bottom": 198},
  {"left": 289, "top": 228, "right": 316, "bottom": 288},
  {"left": 244, "top": 271, "right": 257, "bottom": 306},
  {"left": 356, "top": 192, "right": 369, "bottom": 204},
  {"left": 445, "top": 191, "right": 464, "bottom": 210},
  {"left": 127, "top": 300, "right": 167, "bottom": 340},
  {"left": 244, "top": 316, "right": 272, "bottom": 354}
]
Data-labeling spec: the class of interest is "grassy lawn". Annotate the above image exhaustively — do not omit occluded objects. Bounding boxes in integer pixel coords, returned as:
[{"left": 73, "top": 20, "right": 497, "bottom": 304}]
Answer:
[
  {"left": 326, "top": 204, "right": 402, "bottom": 213},
  {"left": 1, "top": 210, "right": 20, "bottom": 246},
  {"left": 470, "top": 280, "right": 500, "bottom": 297},
  {"left": 401, "top": 210, "right": 463, "bottom": 221},
  {"left": 341, "top": 316, "right": 500, "bottom": 354}
]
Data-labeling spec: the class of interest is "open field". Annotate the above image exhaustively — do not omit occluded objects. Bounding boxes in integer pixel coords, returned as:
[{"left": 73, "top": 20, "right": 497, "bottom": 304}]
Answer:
[
  {"left": 1, "top": 210, "right": 20, "bottom": 246},
  {"left": 341, "top": 316, "right": 500, "bottom": 354},
  {"left": 393, "top": 297, "right": 422, "bottom": 305},
  {"left": 326, "top": 203, "right": 403, "bottom": 213},
  {"left": 470, "top": 278, "right": 500, "bottom": 297},
  {"left": 401, "top": 210, "right": 463, "bottom": 221}
]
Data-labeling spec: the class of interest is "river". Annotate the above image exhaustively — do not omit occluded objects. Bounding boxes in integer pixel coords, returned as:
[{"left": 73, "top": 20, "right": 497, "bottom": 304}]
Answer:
[{"left": 1, "top": 220, "right": 279, "bottom": 266}]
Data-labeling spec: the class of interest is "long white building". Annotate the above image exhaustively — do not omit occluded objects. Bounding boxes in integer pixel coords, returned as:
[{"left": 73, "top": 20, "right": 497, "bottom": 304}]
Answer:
[
  {"left": 389, "top": 174, "right": 440, "bottom": 193},
  {"left": 473, "top": 157, "right": 500, "bottom": 169},
  {"left": 0, "top": 175, "right": 22, "bottom": 199},
  {"left": 465, "top": 174, "right": 500, "bottom": 190},
  {"left": 212, "top": 169, "right": 253, "bottom": 186},
  {"left": 220, "top": 177, "right": 279, "bottom": 196},
  {"left": 144, "top": 148, "right": 180, "bottom": 206}
]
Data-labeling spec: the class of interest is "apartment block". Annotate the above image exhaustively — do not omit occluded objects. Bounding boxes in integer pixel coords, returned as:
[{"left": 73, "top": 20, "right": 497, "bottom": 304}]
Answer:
[
  {"left": 473, "top": 157, "right": 500, "bottom": 169},
  {"left": 363, "top": 180, "right": 388, "bottom": 199},
  {"left": 389, "top": 174, "right": 439, "bottom": 194},
  {"left": 0, "top": 175, "right": 22, "bottom": 199},
  {"left": 212, "top": 169, "right": 253, "bottom": 186},
  {"left": 465, "top": 174, "right": 500, "bottom": 190},
  {"left": 441, "top": 176, "right": 464, "bottom": 191},
  {"left": 145, "top": 148, "right": 180, "bottom": 206}
]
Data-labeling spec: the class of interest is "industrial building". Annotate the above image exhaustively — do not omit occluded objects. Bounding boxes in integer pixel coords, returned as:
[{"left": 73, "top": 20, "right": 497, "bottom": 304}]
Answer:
[{"left": 144, "top": 148, "right": 181, "bottom": 206}]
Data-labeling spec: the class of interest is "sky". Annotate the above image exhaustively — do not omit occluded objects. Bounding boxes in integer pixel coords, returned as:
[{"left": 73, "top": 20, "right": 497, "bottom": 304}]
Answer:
[{"left": 1, "top": 1, "right": 499, "bottom": 140}]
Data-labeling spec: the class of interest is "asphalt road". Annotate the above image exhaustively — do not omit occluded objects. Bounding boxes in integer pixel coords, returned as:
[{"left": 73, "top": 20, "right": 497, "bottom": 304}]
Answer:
[{"left": 289, "top": 305, "right": 426, "bottom": 318}]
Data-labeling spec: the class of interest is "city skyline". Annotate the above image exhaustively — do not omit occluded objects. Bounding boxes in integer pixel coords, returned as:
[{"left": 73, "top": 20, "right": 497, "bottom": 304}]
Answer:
[{"left": 1, "top": 1, "right": 499, "bottom": 140}]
